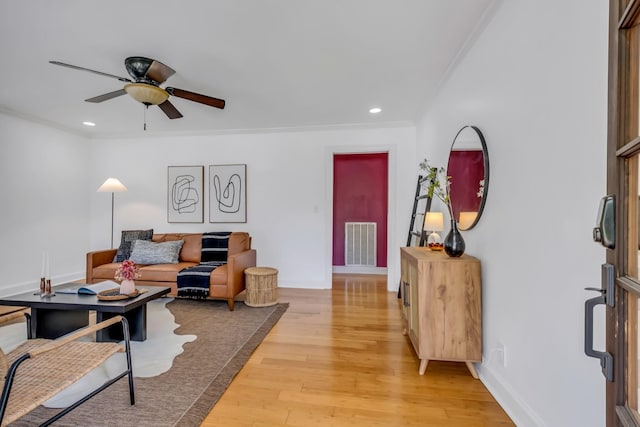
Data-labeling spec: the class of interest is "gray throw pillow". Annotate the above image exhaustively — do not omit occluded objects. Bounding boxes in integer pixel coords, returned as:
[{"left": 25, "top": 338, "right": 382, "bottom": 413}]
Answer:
[
  {"left": 113, "top": 229, "right": 153, "bottom": 262},
  {"left": 129, "top": 239, "right": 184, "bottom": 264}
]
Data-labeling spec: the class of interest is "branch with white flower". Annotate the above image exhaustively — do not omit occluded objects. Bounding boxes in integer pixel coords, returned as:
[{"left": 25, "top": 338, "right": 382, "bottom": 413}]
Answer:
[{"left": 419, "top": 159, "right": 454, "bottom": 220}]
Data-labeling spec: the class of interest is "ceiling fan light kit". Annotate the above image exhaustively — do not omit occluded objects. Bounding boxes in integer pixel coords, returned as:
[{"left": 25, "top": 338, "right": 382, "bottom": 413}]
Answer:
[
  {"left": 49, "top": 56, "right": 226, "bottom": 124},
  {"left": 124, "top": 83, "right": 169, "bottom": 105}
]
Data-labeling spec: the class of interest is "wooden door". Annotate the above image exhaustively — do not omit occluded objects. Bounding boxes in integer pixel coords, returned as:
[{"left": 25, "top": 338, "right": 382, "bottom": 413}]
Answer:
[{"left": 606, "top": 0, "right": 640, "bottom": 424}]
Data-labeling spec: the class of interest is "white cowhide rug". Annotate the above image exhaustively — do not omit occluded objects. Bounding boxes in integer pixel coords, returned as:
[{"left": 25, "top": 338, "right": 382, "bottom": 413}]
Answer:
[{"left": 0, "top": 298, "right": 196, "bottom": 408}]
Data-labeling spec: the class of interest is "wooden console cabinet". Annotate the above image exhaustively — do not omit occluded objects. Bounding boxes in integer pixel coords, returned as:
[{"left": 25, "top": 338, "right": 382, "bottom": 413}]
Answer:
[{"left": 400, "top": 247, "right": 482, "bottom": 378}]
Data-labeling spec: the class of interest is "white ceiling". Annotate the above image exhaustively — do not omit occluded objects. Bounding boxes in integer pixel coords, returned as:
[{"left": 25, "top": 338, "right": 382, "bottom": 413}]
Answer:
[{"left": 0, "top": 0, "right": 494, "bottom": 137}]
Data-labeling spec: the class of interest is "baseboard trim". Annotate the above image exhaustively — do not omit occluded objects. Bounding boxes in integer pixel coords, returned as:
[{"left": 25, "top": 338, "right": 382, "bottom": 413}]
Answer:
[
  {"left": 332, "top": 266, "right": 388, "bottom": 275},
  {"left": 0, "top": 272, "right": 84, "bottom": 297},
  {"left": 478, "top": 364, "right": 548, "bottom": 427}
]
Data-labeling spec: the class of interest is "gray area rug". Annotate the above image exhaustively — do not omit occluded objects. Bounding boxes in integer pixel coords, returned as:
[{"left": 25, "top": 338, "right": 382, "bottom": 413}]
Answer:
[{"left": 10, "top": 299, "right": 288, "bottom": 426}]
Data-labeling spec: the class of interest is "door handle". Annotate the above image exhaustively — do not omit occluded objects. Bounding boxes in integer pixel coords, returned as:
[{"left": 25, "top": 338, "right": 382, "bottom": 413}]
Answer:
[{"left": 584, "top": 264, "right": 614, "bottom": 381}]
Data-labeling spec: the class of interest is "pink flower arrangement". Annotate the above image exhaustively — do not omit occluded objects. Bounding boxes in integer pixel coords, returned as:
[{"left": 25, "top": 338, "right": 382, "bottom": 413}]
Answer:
[{"left": 115, "top": 260, "right": 140, "bottom": 282}]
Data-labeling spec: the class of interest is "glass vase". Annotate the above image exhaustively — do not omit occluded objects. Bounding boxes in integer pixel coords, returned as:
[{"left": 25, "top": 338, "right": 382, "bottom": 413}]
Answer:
[{"left": 444, "top": 219, "right": 465, "bottom": 257}]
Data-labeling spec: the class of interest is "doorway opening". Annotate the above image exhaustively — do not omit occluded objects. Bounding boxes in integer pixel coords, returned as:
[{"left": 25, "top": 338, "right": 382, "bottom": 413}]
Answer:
[{"left": 332, "top": 152, "right": 388, "bottom": 275}]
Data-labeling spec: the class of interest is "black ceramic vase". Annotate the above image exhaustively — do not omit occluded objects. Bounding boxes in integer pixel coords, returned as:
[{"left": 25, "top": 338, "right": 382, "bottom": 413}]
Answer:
[{"left": 444, "top": 220, "right": 465, "bottom": 257}]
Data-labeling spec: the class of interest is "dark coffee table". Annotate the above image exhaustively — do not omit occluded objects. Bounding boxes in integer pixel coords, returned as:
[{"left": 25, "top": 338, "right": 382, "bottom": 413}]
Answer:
[{"left": 0, "top": 285, "right": 171, "bottom": 342}]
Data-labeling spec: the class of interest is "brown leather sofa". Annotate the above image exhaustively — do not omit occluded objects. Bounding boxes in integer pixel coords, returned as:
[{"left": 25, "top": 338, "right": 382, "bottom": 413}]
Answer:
[{"left": 86, "top": 232, "right": 256, "bottom": 310}]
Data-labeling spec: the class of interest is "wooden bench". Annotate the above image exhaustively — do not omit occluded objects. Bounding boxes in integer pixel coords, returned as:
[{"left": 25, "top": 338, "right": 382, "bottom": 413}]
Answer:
[{"left": 0, "top": 316, "right": 134, "bottom": 426}]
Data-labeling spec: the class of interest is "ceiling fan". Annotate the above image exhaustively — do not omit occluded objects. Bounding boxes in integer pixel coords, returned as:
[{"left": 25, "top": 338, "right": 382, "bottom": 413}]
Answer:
[{"left": 49, "top": 56, "right": 225, "bottom": 120}]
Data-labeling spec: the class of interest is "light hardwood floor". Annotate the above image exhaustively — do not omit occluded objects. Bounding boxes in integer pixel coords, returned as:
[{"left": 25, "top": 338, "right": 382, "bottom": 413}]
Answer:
[{"left": 203, "top": 274, "right": 514, "bottom": 426}]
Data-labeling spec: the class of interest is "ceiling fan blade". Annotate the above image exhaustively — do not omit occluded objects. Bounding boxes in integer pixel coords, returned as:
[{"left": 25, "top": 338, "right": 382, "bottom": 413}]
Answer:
[
  {"left": 158, "top": 100, "right": 183, "bottom": 119},
  {"left": 145, "top": 60, "right": 175, "bottom": 84},
  {"left": 85, "top": 89, "right": 127, "bottom": 103},
  {"left": 49, "top": 61, "right": 131, "bottom": 82},
  {"left": 166, "top": 87, "right": 225, "bottom": 109}
]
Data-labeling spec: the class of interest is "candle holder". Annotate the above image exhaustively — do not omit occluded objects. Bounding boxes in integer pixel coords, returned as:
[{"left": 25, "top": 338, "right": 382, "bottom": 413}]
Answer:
[
  {"left": 45, "top": 279, "right": 55, "bottom": 297},
  {"left": 39, "top": 251, "right": 55, "bottom": 296},
  {"left": 37, "top": 277, "right": 46, "bottom": 296}
]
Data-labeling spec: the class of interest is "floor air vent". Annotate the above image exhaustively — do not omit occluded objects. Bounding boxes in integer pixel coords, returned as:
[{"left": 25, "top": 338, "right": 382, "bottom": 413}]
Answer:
[{"left": 345, "top": 222, "right": 376, "bottom": 266}]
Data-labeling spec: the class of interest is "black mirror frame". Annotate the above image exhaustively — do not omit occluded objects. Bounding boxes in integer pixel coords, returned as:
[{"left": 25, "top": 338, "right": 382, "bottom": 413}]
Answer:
[{"left": 447, "top": 125, "right": 489, "bottom": 231}]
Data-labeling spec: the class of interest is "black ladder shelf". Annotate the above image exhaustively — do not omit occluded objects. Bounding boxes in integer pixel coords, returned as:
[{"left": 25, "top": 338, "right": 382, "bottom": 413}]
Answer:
[
  {"left": 406, "top": 174, "right": 434, "bottom": 247},
  {"left": 399, "top": 173, "right": 434, "bottom": 298}
]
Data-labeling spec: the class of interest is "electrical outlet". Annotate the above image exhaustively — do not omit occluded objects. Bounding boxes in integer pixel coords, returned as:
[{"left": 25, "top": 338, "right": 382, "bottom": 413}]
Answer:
[{"left": 483, "top": 344, "right": 508, "bottom": 368}]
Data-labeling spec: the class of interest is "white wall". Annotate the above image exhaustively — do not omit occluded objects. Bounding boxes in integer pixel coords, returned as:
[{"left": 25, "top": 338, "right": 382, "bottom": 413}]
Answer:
[
  {"left": 416, "top": 1, "right": 608, "bottom": 426},
  {"left": 89, "top": 126, "right": 416, "bottom": 290},
  {"left": 0, "top": 111, "right": 415, "bottom": 293},
  {"left": 0, "top": 113, "right": 90, "bottom": 295}
]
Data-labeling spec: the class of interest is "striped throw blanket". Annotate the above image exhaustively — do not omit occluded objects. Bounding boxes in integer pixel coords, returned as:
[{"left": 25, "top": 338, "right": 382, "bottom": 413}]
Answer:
[{"left": 177, "top": 232, "right": 231, "bottom": 299}]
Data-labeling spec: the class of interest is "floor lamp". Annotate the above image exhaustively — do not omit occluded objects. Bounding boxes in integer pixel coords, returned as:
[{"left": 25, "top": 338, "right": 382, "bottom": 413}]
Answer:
[{"left": 97, "top": 178, "right": 128, "bottom": 249}]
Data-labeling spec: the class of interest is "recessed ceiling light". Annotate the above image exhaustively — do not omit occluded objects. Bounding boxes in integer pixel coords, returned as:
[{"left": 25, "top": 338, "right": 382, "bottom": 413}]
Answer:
[
  {"left": 82, "top": 121, "right": 96, "bottom": 127},
  {"left": 369, "top": 107, "right": 382, "bottom": 114}
]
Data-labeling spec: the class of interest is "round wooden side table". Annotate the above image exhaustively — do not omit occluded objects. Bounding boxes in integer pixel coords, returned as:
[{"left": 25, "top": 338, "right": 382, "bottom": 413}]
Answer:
[{"left": 244, "top": 267, "right": 278, "bottom": 307}]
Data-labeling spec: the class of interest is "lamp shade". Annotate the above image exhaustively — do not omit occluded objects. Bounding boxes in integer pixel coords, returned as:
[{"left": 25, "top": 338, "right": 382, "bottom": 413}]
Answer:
[
  {"left": 97, "top": 177, "right": 128, "bottom": 193},
  {"left": 124, "top": 83, "right": 169, "bottom": 105},
  {"left": 459, "top": 211, "right": 478, "bottom": 230},
  {"left": 424, "top": 212, "right": 444, "bottom": 231}
]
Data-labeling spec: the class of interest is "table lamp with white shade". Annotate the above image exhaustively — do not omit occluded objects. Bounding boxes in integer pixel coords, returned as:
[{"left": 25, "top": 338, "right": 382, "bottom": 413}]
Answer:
[
  {"left": 97, "top": 177, "right": 128, "bottom": 249},
  {"left": 424, "top": 211, "right": 445, "bottom": 250}
]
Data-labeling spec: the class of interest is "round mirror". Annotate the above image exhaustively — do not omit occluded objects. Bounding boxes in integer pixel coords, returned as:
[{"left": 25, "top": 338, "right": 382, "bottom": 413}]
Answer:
[{"left": 446, "top": 125, "right": 489, "bottom": 231}]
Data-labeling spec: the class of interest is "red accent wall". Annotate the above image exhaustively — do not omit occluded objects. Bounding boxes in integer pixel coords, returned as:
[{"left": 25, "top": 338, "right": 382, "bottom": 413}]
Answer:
[{"left": 333, "top": 153, "right": 388, "bottom": 266}]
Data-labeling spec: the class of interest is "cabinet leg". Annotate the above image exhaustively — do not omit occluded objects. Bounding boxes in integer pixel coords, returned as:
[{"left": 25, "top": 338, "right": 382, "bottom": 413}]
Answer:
[
  {"left": 465, "top": 361, "right": 479, "bottom": 379},
  {"left": 419, "top": 359, "right": 429, "bottom": 375}
]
